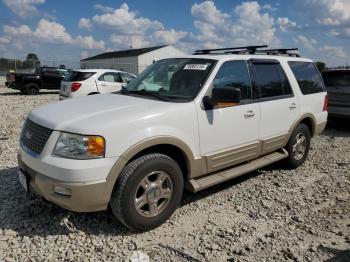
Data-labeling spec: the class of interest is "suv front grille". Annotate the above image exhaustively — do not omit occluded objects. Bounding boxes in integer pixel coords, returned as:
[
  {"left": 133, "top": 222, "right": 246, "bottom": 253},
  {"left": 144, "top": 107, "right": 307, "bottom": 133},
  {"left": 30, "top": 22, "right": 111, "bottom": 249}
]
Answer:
[{"left": 20, "top": 119, "right": 53, "bottom": 156}]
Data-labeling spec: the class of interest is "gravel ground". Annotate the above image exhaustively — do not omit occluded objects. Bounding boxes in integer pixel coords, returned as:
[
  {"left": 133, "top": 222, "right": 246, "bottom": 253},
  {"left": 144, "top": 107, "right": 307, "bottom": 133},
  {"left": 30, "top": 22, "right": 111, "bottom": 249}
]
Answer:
[{"left": 0, "top": 87, "right": 349, "bottom": 262}]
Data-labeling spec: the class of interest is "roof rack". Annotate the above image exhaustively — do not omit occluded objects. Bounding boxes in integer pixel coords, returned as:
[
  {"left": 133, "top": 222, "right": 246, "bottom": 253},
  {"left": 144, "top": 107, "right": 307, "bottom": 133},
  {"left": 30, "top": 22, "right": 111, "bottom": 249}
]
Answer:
[
  {"left": 193, "top": 45, "right": 301, "bottom": 57},
  {"left": 193, "top": 45, "right": 268, "bottom": 55},
  {"left": 258, "top": 48, "right": 300, "bottom": 57}
]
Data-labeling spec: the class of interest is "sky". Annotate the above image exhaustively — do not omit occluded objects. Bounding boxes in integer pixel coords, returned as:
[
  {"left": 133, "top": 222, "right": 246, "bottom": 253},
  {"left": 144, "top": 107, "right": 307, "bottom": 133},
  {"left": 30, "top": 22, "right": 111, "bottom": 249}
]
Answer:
[{"left": 0, "top": 0, "right": 349, "bottom": 67}]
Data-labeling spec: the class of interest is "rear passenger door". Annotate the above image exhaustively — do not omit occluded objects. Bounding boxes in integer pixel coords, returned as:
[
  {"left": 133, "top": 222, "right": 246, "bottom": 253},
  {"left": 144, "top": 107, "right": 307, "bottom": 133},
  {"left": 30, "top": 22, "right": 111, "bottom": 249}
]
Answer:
[{"left": 250, "top": 59, "right": 298, "bottom": 152}]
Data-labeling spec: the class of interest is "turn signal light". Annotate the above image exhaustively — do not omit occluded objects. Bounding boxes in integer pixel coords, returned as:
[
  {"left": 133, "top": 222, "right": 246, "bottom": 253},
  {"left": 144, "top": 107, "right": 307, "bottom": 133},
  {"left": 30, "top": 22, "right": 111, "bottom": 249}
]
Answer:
[
  {"left": 87, "top": 136, "right": 105, "bottom": 157},
  {"left": 323, "top": 94, "right": 328, "bottom": 112},
  {"left": 71, "top": 82, "right": 82, "bottom": 92}
]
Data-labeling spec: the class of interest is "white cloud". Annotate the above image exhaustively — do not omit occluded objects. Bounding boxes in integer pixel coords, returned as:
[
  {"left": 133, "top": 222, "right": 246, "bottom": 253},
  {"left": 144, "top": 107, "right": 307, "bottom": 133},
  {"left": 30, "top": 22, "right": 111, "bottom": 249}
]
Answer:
[
  {"left": 277, "top": 17, "right": 297, "bottom": 32},
  {"left": 92, "top": 3, "right": 163, "bottom": 35},
  {"left": 78, "top": 18, "right": 92, "bottom": 29},
  {"left": 294, "top": 35, "right": 317, "bottom": 50},
  {"left": 319, "top": 45, "right": 346, "bottom": 59},
  {"left": 2, "top": 0, "right": 45, "bottom": 18},
  {"left": 3, "top": 19, "right": 104, "bottom": 50},
  {"left": 0, "top": 36, "right": 10, "bottom": 44},
  {"left": 110, "top": 34, "right": 150, "bottom": 49},
  {"left": 191, "top": 1, "right": 229, "bottom": 25},
  {"left": 331, "top": 28, "right": 350, "bottom": 39},
  {"left": 190, "top": 1, "right": 280, "bottom": 49},
  {"left": 305, "top": 0, "right": 350, "bottom": 26},
  {"left": 154, "top": 29, "right": 188, "bottom": 44},
  {"left": 262, "top": 4, "right": 277, "bottom": 12},
  {"left": 94, "top": 4, "right": 114, "bottom": 13}
]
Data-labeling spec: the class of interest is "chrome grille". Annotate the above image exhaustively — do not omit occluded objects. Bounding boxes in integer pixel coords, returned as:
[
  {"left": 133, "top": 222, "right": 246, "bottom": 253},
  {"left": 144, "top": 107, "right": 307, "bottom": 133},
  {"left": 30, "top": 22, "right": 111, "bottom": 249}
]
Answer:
[{"left": 20, "top": 119, "right": 53, "bottom": 156}]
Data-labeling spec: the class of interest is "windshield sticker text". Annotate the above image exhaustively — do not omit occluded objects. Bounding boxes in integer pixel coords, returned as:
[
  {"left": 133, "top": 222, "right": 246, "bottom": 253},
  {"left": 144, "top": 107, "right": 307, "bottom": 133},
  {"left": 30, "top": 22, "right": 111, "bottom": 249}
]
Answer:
[{"left": 183, "top": 64, "right": 208, "bottom": 70}]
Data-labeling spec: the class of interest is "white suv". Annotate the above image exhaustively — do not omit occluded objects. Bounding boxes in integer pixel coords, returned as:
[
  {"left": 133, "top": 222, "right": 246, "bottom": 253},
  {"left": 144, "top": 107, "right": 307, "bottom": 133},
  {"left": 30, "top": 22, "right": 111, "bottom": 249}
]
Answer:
[
  {"left": 18, "top": 46, "right": 328, "bottom": 231},
  {"left": 59, "top": 69, "right": 135, "bottom": 100}
]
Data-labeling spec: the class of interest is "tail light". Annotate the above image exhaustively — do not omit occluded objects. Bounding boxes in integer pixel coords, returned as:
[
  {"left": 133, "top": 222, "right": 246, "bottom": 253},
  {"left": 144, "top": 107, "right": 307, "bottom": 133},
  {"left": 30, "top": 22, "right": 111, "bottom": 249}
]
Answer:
[
  {"left": 323, "top": 94, "right": 328, "bottom": 112},
  {"left": 71, "top": 82, "right": 81, "bottom": 92}
]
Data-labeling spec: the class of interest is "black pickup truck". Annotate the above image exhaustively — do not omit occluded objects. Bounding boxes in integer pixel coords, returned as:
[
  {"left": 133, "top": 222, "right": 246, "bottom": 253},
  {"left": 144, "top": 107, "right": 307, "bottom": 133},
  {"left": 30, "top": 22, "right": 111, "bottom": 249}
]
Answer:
[{"left": 9, "top": 67, "right": 70, "bottom": 95}]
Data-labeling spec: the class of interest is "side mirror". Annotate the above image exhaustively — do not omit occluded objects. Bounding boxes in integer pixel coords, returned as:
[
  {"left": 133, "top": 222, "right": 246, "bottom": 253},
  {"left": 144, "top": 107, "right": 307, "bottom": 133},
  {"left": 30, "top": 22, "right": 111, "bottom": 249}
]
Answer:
[{"left": 203, "top": 86, "right": 241, "bottom": 110}]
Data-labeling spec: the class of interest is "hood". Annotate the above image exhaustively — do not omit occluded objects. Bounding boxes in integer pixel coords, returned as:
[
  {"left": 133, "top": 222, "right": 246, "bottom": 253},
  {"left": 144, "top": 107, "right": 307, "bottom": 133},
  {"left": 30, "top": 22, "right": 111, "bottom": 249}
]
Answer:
[{"left": 28, "top": 94, "right": 171, "bottom": 134}]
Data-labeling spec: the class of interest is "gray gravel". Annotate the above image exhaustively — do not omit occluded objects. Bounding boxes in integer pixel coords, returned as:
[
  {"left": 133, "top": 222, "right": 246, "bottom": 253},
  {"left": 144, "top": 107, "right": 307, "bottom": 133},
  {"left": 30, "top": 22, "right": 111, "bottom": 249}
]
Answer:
[{"left": 0, "top": 87, "right": 349, "bottom": 261}]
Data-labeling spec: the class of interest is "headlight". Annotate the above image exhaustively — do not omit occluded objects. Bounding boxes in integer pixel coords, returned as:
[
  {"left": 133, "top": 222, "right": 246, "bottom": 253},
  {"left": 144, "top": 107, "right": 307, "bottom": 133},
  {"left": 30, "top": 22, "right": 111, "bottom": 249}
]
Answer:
[{"left": 54, "top": 132, "right": 105, "bottom": 159}]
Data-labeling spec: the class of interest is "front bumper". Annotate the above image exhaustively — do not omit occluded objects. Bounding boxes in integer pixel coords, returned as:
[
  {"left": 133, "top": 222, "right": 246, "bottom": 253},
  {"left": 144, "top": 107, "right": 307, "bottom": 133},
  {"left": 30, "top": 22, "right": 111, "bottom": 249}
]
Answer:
[{"left": 17, "top": 134, "right": 118, "bottom": 212}]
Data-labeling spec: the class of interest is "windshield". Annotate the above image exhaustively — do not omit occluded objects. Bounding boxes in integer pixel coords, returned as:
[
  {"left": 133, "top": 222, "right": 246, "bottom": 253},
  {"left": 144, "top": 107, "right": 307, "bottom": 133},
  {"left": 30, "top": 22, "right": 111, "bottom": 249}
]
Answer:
[{"left": 125, "top": 58, "right": 216, "bottom": 101}]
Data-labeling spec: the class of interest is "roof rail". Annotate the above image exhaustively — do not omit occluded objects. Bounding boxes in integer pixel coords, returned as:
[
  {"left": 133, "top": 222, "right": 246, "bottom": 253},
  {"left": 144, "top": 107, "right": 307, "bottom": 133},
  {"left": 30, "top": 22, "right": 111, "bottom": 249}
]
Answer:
[
  {"left": 193, "top": 45, "right": 268, "bottom": 55},
  {"left": 258, "top": 48, "right": 300, "bottom": 57}
]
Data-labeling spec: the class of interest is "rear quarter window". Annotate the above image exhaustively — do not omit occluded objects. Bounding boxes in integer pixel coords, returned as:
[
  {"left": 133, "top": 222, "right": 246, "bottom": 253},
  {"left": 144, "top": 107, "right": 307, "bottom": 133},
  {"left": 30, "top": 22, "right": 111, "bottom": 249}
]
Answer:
[
  {"left": 288, "top": 62, "right": 325, "bottom": 95},
  {"left": 65, "top": 71, "right": 95, "bottom": 81}
]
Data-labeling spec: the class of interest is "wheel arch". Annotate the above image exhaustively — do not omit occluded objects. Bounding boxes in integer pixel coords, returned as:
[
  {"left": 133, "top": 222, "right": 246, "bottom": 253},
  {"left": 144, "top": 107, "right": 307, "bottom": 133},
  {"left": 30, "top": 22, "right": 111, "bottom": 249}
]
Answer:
[
  {"left": 104, "top": 136, "right": 202, "bottom": 201},
  {"left": 288, "top": 113, "right": 316, "bottom": 139}
]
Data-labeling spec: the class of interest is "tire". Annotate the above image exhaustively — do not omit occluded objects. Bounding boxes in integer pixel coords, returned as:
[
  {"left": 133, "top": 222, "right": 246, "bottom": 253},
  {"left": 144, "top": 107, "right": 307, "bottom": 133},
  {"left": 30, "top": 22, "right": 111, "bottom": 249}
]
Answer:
[
  {"left": 285, "top": 123, "right": 311, "bottom": 169},
  {"left": 24, "top": 83, "right": 40, "bottom": 95},
  {"left": 110, "top": 153, "right": 184, "bottom": 231}
]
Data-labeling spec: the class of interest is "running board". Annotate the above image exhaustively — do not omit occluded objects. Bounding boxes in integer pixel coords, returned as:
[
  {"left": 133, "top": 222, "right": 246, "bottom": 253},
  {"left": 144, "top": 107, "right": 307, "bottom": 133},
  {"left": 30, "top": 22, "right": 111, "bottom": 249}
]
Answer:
[{"left": 186, "top": 149, "right": 288, "bottom": 193}]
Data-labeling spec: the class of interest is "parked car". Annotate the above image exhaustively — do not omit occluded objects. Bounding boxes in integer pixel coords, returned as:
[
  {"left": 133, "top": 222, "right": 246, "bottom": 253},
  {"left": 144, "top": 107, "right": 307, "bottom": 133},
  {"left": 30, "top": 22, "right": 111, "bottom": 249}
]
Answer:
[
  {"left": 59, "top": 69, "right": 136, "bottom": 100},
  {"left": 17, "top": 46, "right": 327, "bottom": 231},
  {"left": 10, "top": 67, "right": 70, "bottom": 95},
  {"left": 322, "top": 69, "right": 350, "bottom": 119}
]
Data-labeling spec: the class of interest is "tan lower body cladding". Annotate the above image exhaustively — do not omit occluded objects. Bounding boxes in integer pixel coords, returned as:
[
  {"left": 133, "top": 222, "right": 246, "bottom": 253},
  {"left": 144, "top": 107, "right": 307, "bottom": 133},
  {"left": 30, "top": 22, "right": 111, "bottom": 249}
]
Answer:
[{"left": 203, "top": 133, "right": 289, "bottom": 174}]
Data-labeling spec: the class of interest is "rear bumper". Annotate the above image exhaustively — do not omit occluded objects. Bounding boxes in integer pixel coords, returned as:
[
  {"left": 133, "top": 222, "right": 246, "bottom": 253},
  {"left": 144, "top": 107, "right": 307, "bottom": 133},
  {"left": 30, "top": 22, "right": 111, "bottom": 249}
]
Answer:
[
  {"left": 328, "top": 106, "right": 350, "bottom": 119},
  {"left": 314, "top": 121, "right": 327, "bottom": 135}
]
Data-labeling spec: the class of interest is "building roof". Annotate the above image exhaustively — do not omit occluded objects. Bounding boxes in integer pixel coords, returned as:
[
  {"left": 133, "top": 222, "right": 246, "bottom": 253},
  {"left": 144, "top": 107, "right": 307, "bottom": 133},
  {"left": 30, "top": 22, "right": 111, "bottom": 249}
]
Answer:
[{"left": 81, "top": 45, "right": 168, "bottom": 61}]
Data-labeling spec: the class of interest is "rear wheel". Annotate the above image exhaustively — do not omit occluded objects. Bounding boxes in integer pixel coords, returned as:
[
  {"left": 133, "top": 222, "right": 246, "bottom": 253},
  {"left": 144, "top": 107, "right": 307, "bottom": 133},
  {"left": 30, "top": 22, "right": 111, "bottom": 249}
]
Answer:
[
  {"left": 110, "top": 153, "right": 184, "bottom": 231},
  {"left": 285, "top": 123, "right": 311, "bottom": 168},
  {"left": 24, "top": 83, "right": 40, "bottom": 95}
]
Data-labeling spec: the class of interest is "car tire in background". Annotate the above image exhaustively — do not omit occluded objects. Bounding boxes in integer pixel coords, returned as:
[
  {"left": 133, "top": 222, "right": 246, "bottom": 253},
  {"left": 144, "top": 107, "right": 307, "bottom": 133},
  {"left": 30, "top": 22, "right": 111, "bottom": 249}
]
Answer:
[
  {"left": 285, "top": 123, "right": 311, "bottom": 169},
  {"left": 24, "top": 83, "right": 40, "bottom": 95},
  {"left": 110, "top": 153, "right": 184, "bottom": 231}
]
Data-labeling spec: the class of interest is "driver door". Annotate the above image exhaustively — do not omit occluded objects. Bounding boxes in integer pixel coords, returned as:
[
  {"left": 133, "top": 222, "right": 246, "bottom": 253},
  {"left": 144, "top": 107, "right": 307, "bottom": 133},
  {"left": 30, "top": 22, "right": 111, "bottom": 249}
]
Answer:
[{"left": 196, "top": 60, "right": 261, "bottom": 172}]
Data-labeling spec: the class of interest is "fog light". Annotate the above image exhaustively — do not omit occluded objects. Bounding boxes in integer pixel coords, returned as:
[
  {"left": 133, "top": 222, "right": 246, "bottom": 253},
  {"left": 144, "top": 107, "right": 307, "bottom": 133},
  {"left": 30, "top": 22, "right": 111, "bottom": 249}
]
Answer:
[{"left": 54, "top": 185, "right": 72, "bottom": 196}]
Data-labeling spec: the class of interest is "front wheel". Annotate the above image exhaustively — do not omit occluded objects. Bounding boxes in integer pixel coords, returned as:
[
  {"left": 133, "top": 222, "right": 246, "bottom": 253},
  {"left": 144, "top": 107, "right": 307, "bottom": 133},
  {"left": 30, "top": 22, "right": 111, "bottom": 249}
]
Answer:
[
  {"left": 110, "top": 153, "right": 184, "bottom": 231},
  {"left": 285, "top": 123, "right": 311, "bottom": 169}
]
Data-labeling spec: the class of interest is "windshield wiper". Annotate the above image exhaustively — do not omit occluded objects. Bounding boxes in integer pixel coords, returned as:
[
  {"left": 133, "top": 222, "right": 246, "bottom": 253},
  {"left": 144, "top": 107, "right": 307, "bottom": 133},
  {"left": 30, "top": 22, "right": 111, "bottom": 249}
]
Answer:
[{"left": 121, "top": 87, "right": 170, "bottom": 102}]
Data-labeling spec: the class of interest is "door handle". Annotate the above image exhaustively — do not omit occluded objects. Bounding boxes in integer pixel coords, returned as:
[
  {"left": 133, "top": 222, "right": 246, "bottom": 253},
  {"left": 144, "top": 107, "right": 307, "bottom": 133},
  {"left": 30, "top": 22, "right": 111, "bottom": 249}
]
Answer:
[
  {"left": 244, "top": 110, "right": 255, "bottom": 118},
  {"left": 289, "top": 103, "right": 297, "bottom": 110}
]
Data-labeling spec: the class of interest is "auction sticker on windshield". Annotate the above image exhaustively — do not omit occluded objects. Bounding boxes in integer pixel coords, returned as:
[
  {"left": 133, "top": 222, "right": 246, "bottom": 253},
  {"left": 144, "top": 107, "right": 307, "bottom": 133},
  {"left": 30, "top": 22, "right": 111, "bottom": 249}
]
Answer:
[{"left": 183, "top": 64, "right": 209, "bottom": 70}]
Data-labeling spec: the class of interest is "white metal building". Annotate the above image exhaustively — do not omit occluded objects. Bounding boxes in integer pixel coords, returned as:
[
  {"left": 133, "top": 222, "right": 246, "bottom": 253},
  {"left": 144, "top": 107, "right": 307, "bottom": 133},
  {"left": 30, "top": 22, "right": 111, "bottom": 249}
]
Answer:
[{"left": 80, "top": 45, "right": 186, "bottom": 75}]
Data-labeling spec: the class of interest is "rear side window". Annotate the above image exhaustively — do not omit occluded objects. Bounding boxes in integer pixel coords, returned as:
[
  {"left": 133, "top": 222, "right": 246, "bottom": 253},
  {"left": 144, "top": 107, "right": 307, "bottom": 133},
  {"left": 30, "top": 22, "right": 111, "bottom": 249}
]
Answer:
[
  {"left": 288, "top": 62, "right": 325, "bottom": 94},
  {"left": 99, "top": 72, "right": 123, "bottom": 83},
  {"left": 66, "top": 71, "right": 95, "bottom": 81},
  {"left": 322, "top": 71, "right": 350, "bottom": 88},
  {"left": 253, "top": 63, "right": 292, "bottom": 99}
]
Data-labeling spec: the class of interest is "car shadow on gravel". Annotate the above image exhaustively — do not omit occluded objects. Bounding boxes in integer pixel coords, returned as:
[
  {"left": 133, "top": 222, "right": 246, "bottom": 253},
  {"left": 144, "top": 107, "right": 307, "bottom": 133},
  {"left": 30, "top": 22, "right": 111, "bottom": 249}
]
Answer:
[
  {"left": 320, "top": 246, "right": 350, "bottom": 262},
  {"left": 181, "top": 169, "right": 261, "bottom": 207},
  {"left": 0, "top": 91, "right": 59, "bottom": 96},
  {"left": 0, "top": 166, "right": 131, "bottom": 238},
  {"left": 323, "top": 119, "right": 350, "bottom": 138}
]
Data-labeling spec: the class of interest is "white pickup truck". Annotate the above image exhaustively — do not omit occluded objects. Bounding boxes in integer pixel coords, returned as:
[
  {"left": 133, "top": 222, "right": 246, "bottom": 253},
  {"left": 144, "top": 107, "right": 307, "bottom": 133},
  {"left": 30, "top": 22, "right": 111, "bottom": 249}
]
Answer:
[{"left": 17, "top": 46, "right": 328, "bottom": 231}]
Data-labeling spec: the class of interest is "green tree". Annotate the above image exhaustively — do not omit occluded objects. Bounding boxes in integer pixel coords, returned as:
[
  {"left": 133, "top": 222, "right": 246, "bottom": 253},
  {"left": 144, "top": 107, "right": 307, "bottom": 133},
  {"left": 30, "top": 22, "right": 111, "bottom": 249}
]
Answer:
[
  {"left": 23, "top": 53, "right": 41, "bottom": 68},
  {"left": 315, "top": 61, "right": 326, "bottom": 72}
]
